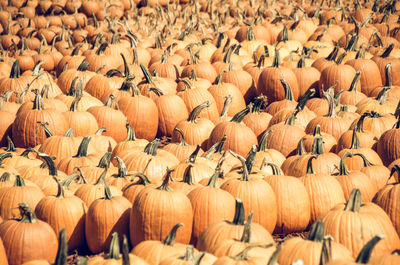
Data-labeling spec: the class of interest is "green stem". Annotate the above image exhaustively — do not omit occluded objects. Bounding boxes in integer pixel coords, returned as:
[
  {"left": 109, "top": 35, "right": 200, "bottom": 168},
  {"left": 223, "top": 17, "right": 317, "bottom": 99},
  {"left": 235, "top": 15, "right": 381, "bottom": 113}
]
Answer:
[
  {"left": 311, "top": 137, "right": 324, "bottom": 155},
  {"left": 144, "top": 139, "right": 160, "bottom": 156},
  {"left": 18, "top": 202, "right": 37, "bottom": 223},
  {"left": 188, "top": 101, "right": 210, "bottom": 122},
  {"left": 163, "top": 223, "right": 183, "bottom": 245},
  {"left": 103, "top": 177, "right": 113, "bottom": 200},
  {"left": 355, "top": 235, "right": 385, "bottom": 264},
  {"left": 230, "top": 105, "right": 251, "bottom": 123},
  {"left": 308, "top": 220, "right": 325, "bottom": 242},
  {"left": 348, "top": 71, "right": 361, "bottom": 92},
  {"left": 344, "top": 189, "right": 362, "bottom": 212},
  {"left": 74, "top": 136, "right": 91, "bottom": 158},
  {"left": 54, "top": 229, "right": 68, "bottom": 265},
  {"left": 107, "top": 232, "right": 121, "bottom": 260},
  {"left": 280, "top": 79, "right": 294, "bottom": 101},
  {"left": 231, "top": 198, "right": 246, "bottom": 225},
  {"left": 140, "top": 63, "right": 154, "bottom": 83},
  {"left": 306, "top": 156, "right": 317, "bottom": 174},
  {"left": 258, "top": 130, "right": 270, "bottom": 152},
  {"left": 157, "top": 168, "right": 173, "bottom": 191},
  {"left": 188, "top": 145, "right": 201, "bottom": 164},
  {"left": 240, "top": 211, "right": 254, "bottom": 243}
]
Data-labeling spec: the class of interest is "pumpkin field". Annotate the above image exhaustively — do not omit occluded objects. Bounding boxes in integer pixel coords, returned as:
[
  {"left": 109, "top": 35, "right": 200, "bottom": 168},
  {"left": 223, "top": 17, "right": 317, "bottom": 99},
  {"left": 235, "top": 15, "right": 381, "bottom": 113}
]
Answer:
[{"left": 0, "top": 0, "right": 399, "bottom": 264}]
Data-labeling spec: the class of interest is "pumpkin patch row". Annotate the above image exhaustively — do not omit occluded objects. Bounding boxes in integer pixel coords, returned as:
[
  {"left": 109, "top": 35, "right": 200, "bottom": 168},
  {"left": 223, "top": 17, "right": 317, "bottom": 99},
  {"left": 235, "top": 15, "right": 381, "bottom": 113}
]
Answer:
[{"left": 0, "top": 0, "right": 399, "bottom": 264}]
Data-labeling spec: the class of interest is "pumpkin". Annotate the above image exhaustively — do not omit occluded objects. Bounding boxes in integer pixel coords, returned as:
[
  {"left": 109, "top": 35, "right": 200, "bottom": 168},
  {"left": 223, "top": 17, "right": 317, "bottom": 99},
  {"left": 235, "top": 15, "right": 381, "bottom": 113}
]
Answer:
[
  {"left": 130, "top": 169, "right": 193, "bottom": 247},
  {"left": 334, "top": 152, "right": 377, "bottom": 202},
  {"left": 172, "top": 101, "right": 215, "bottom": 150},
  {"left": 34, "top": 179, "right": 87, "bottom": 250},
  {"left": 263, "top": 163, "right": 311, "bottom": 234},
  {"left": 131, "top": 223, "right": 187, "bottom": 265},
  {"left": 85, "top": 178, "right": 131, "bottom": 254},
  {"left": 187, "top": 167, "right": 236, "bottom": 245},
  {"left": 0, "top": 203, "right": 58, "bottom": 265},
  {"left": 321, "top": 189, "right": 400, "bottom": 257},
  {"left": 257, "top": 50, "right": 300, "bottom": 103},
  {"left": 118, "top": 82, "right": 159, "bottom": 141},
  {"left": 302, "top": 125, "right": 337, "bottom": 153},
  {"left": 208, "top": 106, "right": 258, "bottom": 157},
  {"left": 112, "top": 122, "right": 149, "bottom": 159},
  {"left": 299, "top": 156, "right": 346, "bottom": 223},
  {"left": 242, "top": 97, "right": 272, "bottom": 140},
  {"left": 11, "top": 90, "right": 69, "bottom": 148},
  {"left": 196, "top": 199, "right": 273, "bottom": 253},
  {"left": 278, "top": 221, "right": 352, "bottom": 265},
  {"left": 377, "top": 117, "right": 400, "bottom": 166}
]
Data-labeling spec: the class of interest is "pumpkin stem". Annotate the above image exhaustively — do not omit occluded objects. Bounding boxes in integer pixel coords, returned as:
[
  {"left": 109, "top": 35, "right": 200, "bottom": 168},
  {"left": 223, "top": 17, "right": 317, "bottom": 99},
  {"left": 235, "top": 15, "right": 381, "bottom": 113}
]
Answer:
[
  {"left": 355, "top": 235, "right": 385, "bottom": 264},
  {"left": 284, "top": 112, "right": 298, "bottom": 125},
  {"left": 319, "top": 236, "right": 333, "bottom": 265},
  {"left": 207, "top": 166, "right": 222, "bottom": 188},
  {"left": 311, "top": 137, "right": 324, "bottom": 155},
  {"left": 37, "top": 152, "right": 58, "bottom": 176},
  {"left": 205, "top": 135, "right": 227, "bottom": 158},
  {"left": 0, "top": 172, "right": 10, "bottom": 182},
  {"left": 380, "top": 44, "right": 394, "bottom": 58},
  {"left": 353, "top": 153, "right": 374, "bottom": 168},
  {"left": 375, "top": 87, "right": 390, "bottom": 105},
  {"left": 312, "top": 125, "right": 322, "bottom": 137},
  {"left": 272, "top": 49, "right": 280, "bottom": 67},
  {"left": 296, "top": 88, "right": 316, "bottom": 111},
  {"left": 348, "top": 71, "right": 361, "bottom": 92},
  {"left": 114, "top": 157, "right": 129, "bottom": 179},
  {"left": 188, "top": 145, "right": 201, "bottom": 164},
  {"left": 245, "top": 145, "right": 257, "bottom": 172},
  {"left": 174, "top": 127, "right": 188, "bottom": 146},
  {"left": 229, "top": 150, "right": 250, "bottom": 181},
  {"left": 308, "top": 220, "right": 325, "bottom": 242},
  {"left": 258, "top": 130, "right": 270, "bottom": 152},
  {"left": 326, "top": 46, "right": 339, "bottom": 61},
  {"left": 120, "top": 53, "right": 131, "bottom": 77},
  {"left": 264, "top": 163, "right": 283, "bottom": 175},
  {"left": 123, "top": 122, "right": 138, "bottom": 142},
  {"left": 250, "top": 96, "right": 267, "bottom": 114},
  {"left": 181, "top": 245, "right": 195, "bottom": 261},
  {"left": 188, "top": 101, "right": 210, "bottom": 122},
  {"left": 182, "top": 165, "right": 195, "bottom": 185},
  {"left": 231, "top": 198, "right": 246, "bottom": 225},
  {"left": 339, "top": 152, "right": 352, "bottom": 176},
  {"left": 131, "top": 170, "right": 152, "bottom": 186},
  {"left": 223, "top": 44, "right": 235, "bottom": 64},
  {"left": 344, "top": 189, "right": 362, "bottom": 212},
  {"left": 355, "top": 112, "right": 371, "bottom": 133},
  {"left": 122, "top": 235, "right": 130, "bottom": 265},
  {"left": 10, "top": 59, "right": 21, "bottom": 78},
  {"left": 107, "top": 232, "right": 121, "bottom": 260},
  {"left": 306, "top": 156, "right": 317, "bottom": 174},
  {"left": 54, "top": 229, "right": 68, "bottom": 265},
  {"left": 18, "top": 202, "right": 37, "bottom": 223},
  {"left": 280, "top": 79, "right": 294, "bottom": 101},
  {"left": 349, "top": 128, "right": 362, "bottom": 150},
  {"left": 5, "top": 137, "right": 16, "bottom": 152},
  {"left": 38, "top": 121, "right": 53, "bottom": 138},
  {"left": 267, "top": 245, "right": 283, "bottom": 265},
  {"left": 144, "top": 139, "right": 160, "bottom": 156},
  {"left": 103, "top": 177, "right": 113, "bottom": 200},
  {"left": 232, "top": 245, "right": 257, "bottom": 261},
  {"left": 98, "top": 152, "right": 112, "bottom": 169},
  {"left": 384, "top": 63, "right": 392, "bottom": 87},
  {"left": 240, "top": 211, "right": 254, "bottom": 243},
  {"left": 163, "top": 223, "right": 183, "bottom": 245},
  {"left": 219, "top": 95, "right": 232, "bottom": 118},
  {"left": 74, "top": 136, "right": 91, "bottom": 158},
  {"left": 157, "top": 168, "right": 173, "bottom": 191},
  {"left": 77, "top": 60, "right": 90, "bottom": 72},
  {"left": 230, "top": 105, "right": 251, "bottom": 123},
  {"left": 140, "top": 63, "right": 154, "bottom": 84},
  {"left": 95, "top": 42, "right": 109, "bottom": 55},
  {"left": 32, "top": 89, "right": 45, "bottom": 110}
]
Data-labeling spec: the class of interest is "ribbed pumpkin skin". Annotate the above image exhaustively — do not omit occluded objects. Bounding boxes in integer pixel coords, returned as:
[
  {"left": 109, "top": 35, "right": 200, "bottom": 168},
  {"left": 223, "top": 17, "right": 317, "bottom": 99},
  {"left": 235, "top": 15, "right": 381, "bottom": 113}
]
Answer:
[
  {"left": 130, "top": 187, "right": 193, "bottom": 247},
  {"left": 266, "top": 124, "right": 306, "bottom": 157},
  {"left": 0, "top": 185, "right": 45, "bottom": 220},
  {"left": 369, "top": 254, "right": 400, "bottom": 265},
  {"left": 187, "top": 186, "right": 236, "bottom": 245},
  {"left": 321, "top": 202, "right": 400, "bottom": 257},
  {"left": 131, "top": 240, "right": 187, "bottom": 265},
  {"left": 257, "top": 67, "right": 300, "bottom": 103},
  {"left": 118, "top": 95, "right": 159, "bottom": 141},
  {"left": 264, "top": 174, "right": 311, "bottom": 234},
  {"left": 374, "top": 184, "right": 400, "bottom": 236},
  {"left": 300, "top": 173, "right": 345, "bottom": 223},
  {"left": 278, "top": 237, "right": 352, "bottom": 265},
  {"left": 208, "top": 122, "right": 258, "bottom": 157},
  {"left": 0, "top": 219, "right": 58, "bottom": 265},
  {"left": 0, "top": 237, "right": 8, "bottom": 265},
  {"left": 12, "top": 109, "right": 69, "bottom": 148},
  {"left": 85, "top": 195, "right": 131, "bottom": 254},
  {"left": 377, "top": 127, "right": 400, "bottom": 166},
  {"left": 196, "top": 220, "right": 273, "bottom": 253},
  {"left": 319, "top": 64, "right": 359, "bottom": 96},
  {"left": 87, "top": 105, "right": 128, "bottom": 143},
  {"left": 34, "top": 195, "right": 87, "bottom": 250},
  {"left": 345, "top": 59, "right": 382, "bottom": 96},
  {"left": 220, "top": 178, "right": 277, "bottom": 233},
  {"left": 155, "top": 95, "right": 189, "bottom": 137}
]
